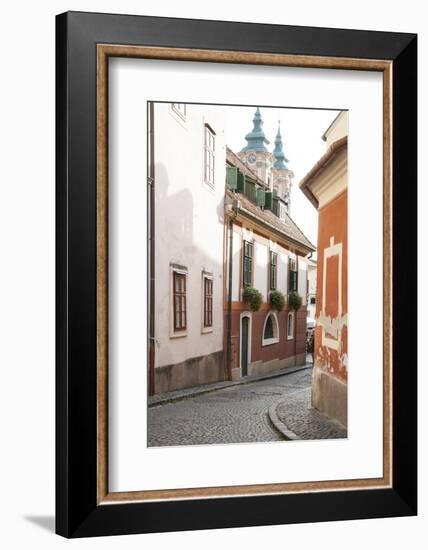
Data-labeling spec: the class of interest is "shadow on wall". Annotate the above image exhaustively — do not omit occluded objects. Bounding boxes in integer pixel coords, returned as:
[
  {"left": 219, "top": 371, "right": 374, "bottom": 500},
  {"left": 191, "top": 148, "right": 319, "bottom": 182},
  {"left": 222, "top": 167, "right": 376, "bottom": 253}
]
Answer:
[{"left": 152, "top": 162, "right": 226, "bottom": 377}]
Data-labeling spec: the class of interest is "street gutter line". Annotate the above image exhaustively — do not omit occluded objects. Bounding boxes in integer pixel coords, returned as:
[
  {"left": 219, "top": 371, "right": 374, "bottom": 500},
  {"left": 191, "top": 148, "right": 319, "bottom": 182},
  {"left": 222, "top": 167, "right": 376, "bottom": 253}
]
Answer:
[{"left": 149, "top": 364, "right": 312, "bottom": 408}]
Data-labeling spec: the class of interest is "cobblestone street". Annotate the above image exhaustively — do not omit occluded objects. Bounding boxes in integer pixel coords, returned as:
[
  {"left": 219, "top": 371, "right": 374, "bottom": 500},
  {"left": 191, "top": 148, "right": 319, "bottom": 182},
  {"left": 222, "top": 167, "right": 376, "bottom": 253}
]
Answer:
[{"left": 148, "top": 367, "right": 345, "bottom": 447}]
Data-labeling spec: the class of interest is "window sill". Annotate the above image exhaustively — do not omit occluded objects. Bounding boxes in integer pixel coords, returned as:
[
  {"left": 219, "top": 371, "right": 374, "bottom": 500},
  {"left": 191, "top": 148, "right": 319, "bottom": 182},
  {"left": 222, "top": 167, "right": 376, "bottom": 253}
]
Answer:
[
  {"left": 287, "top": 335, "right": 294, "bottom": 341},
  {"left": 170, "top": 331, "right": 188, "bottom": 339},
  {"left": 203, "top": 180, "right": 215, "bottom": 193},
  {"left": 201, "top": 326, "right": 213, "bottom": 334},
  {"left": 262, "top": 337, "right": 279, "bottom": 347}
]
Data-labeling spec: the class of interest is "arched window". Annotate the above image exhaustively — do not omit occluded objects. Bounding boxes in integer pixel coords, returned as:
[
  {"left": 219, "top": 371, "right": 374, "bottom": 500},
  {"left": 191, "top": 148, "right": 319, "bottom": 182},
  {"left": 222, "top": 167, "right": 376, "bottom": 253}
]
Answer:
[
  {"left": 262, "top": 312, "right": 279, "bottom": 346},
  {"left": 264, "top": 315, "right": 274, "bottom": 339}
]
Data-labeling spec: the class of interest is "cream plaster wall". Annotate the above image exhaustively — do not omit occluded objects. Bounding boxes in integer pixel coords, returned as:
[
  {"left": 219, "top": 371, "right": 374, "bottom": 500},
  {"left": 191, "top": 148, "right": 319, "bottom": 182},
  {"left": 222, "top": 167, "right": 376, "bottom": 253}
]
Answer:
[
  {"left": 323, "top": 111, "right": 348, "bottom": 148},
  {"left": 309, "top": 148, "right": 347, "bottom": 208},
  {"left": 298, "top": 257, "right": 308, "bottom": 305},
  {"left": 277, "top": 250, "right": 289, "bottom": 295},
  {"left": 253, "top": 240, "right": 269, "bottom": 299}
]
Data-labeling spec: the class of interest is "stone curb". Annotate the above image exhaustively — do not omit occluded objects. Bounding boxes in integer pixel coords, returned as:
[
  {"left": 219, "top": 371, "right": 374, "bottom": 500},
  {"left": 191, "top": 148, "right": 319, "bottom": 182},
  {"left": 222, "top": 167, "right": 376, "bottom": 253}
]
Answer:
[
  {"left": 149, "top": 364, "right": 312, "bottom": 408},
  {"left": 268, "top": 401, "right": 300, "bottom": 440}
]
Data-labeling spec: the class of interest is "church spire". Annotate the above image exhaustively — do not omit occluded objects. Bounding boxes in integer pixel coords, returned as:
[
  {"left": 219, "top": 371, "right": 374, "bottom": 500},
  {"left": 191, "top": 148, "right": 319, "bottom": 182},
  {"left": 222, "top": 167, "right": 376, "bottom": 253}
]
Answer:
[
  {"left": 273, "top": 121, "right": 288, "bottom": 169},
  {"left": 240, "top": 107, "right": 270, "bottom": 152}
]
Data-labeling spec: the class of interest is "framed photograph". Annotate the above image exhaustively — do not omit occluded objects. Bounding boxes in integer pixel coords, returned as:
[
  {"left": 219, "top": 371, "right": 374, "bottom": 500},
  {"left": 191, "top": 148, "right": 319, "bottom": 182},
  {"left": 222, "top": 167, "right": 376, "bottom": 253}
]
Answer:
[{"left": 56, "top": 11, "right": 417, "bottom": 538}]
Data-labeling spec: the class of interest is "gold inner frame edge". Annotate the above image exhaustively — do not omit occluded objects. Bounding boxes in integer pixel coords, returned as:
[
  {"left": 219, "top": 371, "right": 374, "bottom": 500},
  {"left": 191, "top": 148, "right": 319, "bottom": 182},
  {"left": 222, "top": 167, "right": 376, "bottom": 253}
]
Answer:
[{"left": 96, "top": 44, "right": 393, "bottom": 504}]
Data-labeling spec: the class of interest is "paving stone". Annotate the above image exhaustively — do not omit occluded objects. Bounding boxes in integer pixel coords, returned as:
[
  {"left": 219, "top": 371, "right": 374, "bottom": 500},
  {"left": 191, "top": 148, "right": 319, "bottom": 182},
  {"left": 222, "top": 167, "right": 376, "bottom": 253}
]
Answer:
[
  {"left": 275, "top": 388, "right": 347, "bottom": 440},
  {"left": 147, "top": 368, "right": 347, "bottom": 447}
]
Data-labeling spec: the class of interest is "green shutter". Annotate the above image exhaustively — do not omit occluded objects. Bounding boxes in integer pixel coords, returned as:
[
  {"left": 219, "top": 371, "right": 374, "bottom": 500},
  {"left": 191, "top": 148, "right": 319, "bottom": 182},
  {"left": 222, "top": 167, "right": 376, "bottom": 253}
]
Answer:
[
  {"left": 226, "top": 166, "right": 238, "bottom": 190},
  {"left": 246, "top": 181, "right": 256, "bottom": 202},
  {"left": 237, "top": 170, "right": 246, "bottom": 193},
  {"left": 265, "top": 191, "right": 273, "bottom": 210},
  {"left": 256, "top": 187, "right": 265, "bottom": 207}
]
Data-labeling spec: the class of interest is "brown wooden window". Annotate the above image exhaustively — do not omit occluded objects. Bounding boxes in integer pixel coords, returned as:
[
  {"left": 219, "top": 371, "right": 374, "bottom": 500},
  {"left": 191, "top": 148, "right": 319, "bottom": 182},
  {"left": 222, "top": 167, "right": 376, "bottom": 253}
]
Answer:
[
  {"left": 203, "top": 277, "right": 213, "bottom": 328},
  {"left": 270, "top": 252, "right": 277, "bottom": 290},
  {"left": 173, "top": 271, "right": 187, "bottom": 331},
  {"left": 204, "top": 124, "right": 215, "bottom": 187}
]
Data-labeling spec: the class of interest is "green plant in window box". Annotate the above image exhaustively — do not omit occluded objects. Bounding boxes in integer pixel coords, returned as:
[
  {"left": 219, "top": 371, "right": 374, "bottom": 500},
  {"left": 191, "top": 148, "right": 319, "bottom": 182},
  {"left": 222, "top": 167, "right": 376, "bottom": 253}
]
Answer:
[
  {"left": 288, "top": 291, "right": 302, "bottom": 311},
  {"left": 269, "top": 289, "right": 285, "bottom": 312},
  {"left": 242, "top": 286, "right": 263, "bottom": 312}
]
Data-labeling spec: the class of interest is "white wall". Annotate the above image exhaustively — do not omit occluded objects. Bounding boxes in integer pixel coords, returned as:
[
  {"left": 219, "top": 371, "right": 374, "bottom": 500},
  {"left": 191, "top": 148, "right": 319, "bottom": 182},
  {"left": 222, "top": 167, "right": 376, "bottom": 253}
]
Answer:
[
  {"left": 0, "top": 2, "right": 425, "bottom": 550},
  {"left": 324, "top": 111, "right": 349, "bottom": 148},
  {"left": 253, "top": 240, "right": 268, "bottom": 299},
  {"left": 298, "top": 258, "right": 308, "bottom": 305},
  {"left": 277, "top": 249, "right": 289, "bottom": 295},
  {"left": 154, "top": 103, "right": 226, "bottom": 367}
]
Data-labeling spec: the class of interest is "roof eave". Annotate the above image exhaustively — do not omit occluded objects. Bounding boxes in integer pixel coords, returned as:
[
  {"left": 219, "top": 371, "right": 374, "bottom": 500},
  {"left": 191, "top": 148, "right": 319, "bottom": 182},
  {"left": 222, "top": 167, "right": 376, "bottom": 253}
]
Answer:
[
  {"left": 237, "top": 206, "right": 316, "bottom": 254},
  {"left": 298, "top": 136, "right": 347, "bottom": 210}
]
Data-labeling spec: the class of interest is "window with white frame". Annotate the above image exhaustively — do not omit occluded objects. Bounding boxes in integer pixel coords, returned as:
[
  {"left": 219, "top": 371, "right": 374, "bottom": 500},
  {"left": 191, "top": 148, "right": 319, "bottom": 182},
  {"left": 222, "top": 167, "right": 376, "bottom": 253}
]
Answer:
[
  {"left": 171, "top": 103, "right": 186, "bottom": 120},
  {"left": 289, "top": 256, "right": 298, "bottom": 292},
  {"left": 242, "top": 240, "right": 253, "bottom": 287},
  {"left": 262, "top": 312, "right": 279, "bottom": 346},
  {"left": 204, "top": 124, "right": 215, "bottom": 187},
  {"left": 287, "top": 311, "right": 295, "bottom": 340},
  {"left": 269, "top": 251, "right": 278, "bottom": 290}
]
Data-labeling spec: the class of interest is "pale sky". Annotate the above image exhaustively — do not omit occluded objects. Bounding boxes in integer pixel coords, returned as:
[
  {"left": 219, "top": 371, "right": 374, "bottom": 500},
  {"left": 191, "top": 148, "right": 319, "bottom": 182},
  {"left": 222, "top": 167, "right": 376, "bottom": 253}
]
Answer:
[{"left": 221, "top": 105, "right": 341, "bottom": 249}]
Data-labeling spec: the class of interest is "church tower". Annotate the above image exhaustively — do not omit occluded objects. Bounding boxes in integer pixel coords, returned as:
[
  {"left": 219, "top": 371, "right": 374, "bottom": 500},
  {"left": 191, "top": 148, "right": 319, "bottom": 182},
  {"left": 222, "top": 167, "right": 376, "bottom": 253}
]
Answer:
[
  {"left": 238, "top": 107, "right": 274, "bottom": 189},
  {"left": 271, "top": 122, "right": 294, "bottom": 213}
]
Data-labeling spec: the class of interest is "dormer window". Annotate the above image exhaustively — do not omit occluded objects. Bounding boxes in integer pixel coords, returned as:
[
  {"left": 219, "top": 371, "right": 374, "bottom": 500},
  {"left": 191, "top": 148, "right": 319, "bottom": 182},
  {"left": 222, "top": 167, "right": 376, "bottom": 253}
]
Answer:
[{"left": 279, "top": 202, "right": 287, "bottom": 221}]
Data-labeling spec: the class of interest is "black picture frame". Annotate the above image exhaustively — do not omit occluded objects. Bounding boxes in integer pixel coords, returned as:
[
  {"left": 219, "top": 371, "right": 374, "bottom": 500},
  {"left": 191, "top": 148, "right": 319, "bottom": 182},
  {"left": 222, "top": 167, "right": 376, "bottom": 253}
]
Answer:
[{"left": 56, "top": 11, "right": 417, "bottom": 538}]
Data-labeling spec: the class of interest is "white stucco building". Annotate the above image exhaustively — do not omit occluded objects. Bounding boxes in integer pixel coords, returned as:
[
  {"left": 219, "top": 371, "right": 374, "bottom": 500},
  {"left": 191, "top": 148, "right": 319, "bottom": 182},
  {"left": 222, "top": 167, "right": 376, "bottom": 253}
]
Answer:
[{"left": 150, "top": 103, "right": 227, "bottom": 394}]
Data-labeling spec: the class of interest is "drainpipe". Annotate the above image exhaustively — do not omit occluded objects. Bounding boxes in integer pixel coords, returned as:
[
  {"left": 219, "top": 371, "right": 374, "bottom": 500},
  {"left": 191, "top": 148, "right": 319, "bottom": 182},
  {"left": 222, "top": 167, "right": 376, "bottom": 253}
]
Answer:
[
  {"left": 148, "top": 102, "right": 155, "bottom": 396},
  {"left": 225, "top": 199, "right": 237, "bottom": 381},
  {"left": 294, "top": 255, "right": 298, "bottom": 365}
]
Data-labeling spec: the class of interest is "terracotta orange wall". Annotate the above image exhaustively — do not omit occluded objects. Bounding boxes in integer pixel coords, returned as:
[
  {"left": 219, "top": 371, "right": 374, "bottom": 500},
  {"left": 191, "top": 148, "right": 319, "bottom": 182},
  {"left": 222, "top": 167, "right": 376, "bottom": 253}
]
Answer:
[{"left": 314, "top": 190, "right": 348, "bottom": 383}]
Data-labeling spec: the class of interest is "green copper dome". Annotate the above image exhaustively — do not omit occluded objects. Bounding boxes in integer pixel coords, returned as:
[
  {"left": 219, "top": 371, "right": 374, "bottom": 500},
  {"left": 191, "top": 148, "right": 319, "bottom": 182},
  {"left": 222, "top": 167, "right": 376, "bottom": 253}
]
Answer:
[
  {"left": 240, "top": 107, "right": 270, "bottom": 153},
  {"left": 273, "top": 122, "right": 288, "bottom": 169}
]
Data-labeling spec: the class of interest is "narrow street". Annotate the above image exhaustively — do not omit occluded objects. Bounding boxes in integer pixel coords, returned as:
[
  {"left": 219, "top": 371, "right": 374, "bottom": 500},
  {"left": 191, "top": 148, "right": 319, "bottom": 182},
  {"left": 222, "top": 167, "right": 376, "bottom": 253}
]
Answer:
[{"left": 148, "top": 367, "right": 313, "bottom": 447}]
